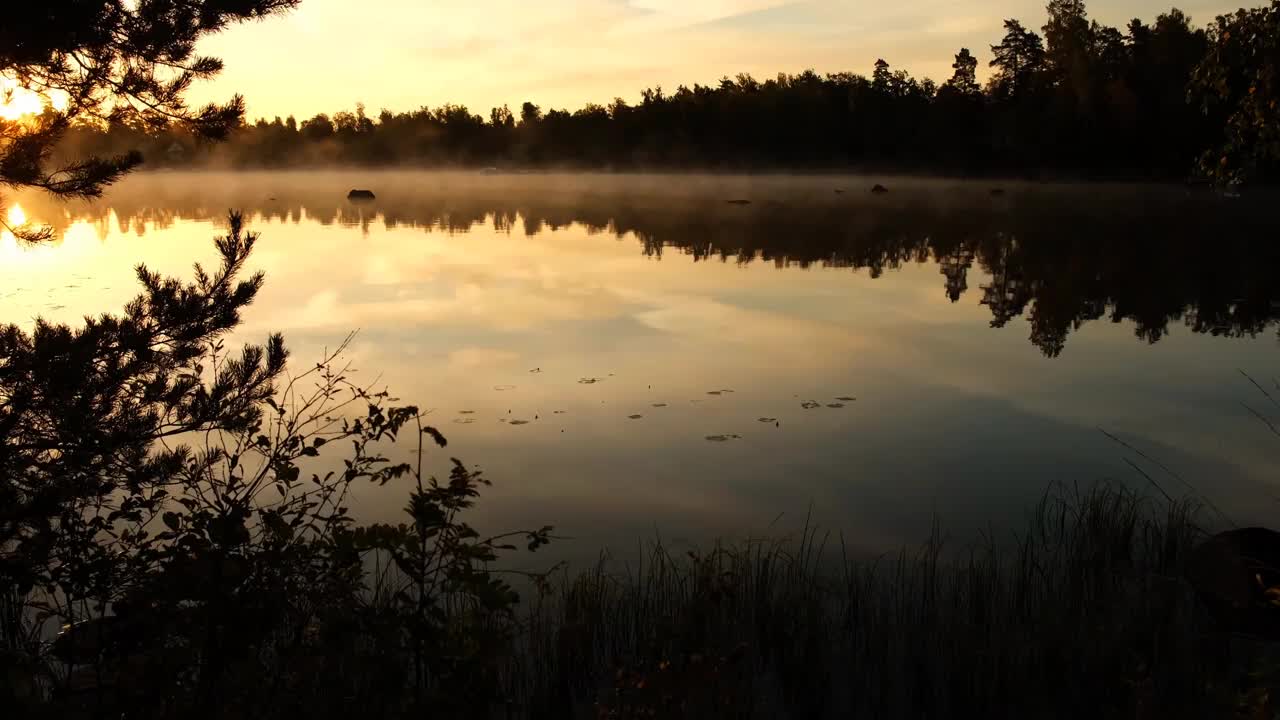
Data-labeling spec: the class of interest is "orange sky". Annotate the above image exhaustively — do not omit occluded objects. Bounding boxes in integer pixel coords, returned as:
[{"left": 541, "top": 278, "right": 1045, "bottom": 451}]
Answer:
[{"left": 2, "top": 1, "right": 1248, "bottom": 122}]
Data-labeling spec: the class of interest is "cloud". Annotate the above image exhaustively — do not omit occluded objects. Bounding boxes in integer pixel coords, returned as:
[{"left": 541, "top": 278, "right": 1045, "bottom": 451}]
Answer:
[
  {"left": 632, "top": 294, "right": 869, "bottom": 363},
  {"left": 275, "top": 281, "right": 630, "bottom": 333},
  {"left": 924, "top": 14, "right": 994, "bottom": 37},
  {"left": 625, "top": 0, "right": 801, "bottom": 29}
]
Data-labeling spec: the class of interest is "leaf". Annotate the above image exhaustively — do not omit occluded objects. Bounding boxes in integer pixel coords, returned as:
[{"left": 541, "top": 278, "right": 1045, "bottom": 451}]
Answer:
[
  {"left": 422, "top": 426, "right": 448, "bottom": 448},
  {"left": 264, "top": 512, "right": 293, "bottom": 541},
  {"left": 162, "top": 512, "right": 181, "bottom": 531},
  {"left": 301, "top": 446, "right": 319, "bottom": 457}
]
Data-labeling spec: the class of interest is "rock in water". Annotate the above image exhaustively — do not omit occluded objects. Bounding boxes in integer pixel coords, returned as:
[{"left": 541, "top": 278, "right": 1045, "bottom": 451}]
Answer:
[
  {"left": 1186, "top": 527, "right": 1280, "bottom": 639},
  {"left": 347, "top": 189, "right": 376, "bottom": 200}
]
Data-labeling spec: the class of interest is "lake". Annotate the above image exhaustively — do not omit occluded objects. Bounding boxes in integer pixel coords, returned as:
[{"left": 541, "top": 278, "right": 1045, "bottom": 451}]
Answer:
[{"left": 4, "top": 171, "right": 1278, "bottom": 564}]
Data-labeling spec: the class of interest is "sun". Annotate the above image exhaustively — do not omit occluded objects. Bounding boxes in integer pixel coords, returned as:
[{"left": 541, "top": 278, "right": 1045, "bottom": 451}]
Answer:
[
  {"left": 1, "top": 204, "right": 28, "bottom": 244},
  {"left": 0, "top": 78, "right": 64, "bottom": 120},
  {"left": 0, "top": 93, "right": 44, "bottom": 120}
]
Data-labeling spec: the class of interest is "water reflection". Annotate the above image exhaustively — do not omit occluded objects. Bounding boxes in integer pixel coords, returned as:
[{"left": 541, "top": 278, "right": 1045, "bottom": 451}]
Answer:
[
  {"left": 13, "top": 171, "right": 1278, "bottom": 358},
  {"left": 4, "top": 172, "right": 1279, "bottom": 561}
]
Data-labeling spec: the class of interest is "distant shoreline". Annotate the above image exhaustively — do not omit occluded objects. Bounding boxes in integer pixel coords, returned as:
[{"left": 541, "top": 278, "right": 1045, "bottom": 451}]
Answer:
[{"left": 79, "top": 166, "right": 1277, "bottom": 192}]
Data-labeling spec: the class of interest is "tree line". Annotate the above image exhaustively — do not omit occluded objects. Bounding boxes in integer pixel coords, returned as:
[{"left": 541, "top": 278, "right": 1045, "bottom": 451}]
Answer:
[{"left": 51, "top": 1, "right": 1280, "bottom": 183}]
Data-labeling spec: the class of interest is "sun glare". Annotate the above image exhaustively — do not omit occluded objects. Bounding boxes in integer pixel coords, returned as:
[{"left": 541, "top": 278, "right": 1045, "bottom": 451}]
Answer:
[
  {"left": 0, "top": 94, "right": 43, "bottom": 120},
  {"left": 1, "top": 207, "right": 20, "bottom": 246},
  {"left": 0, "top": 204, "right": 27, "bottom": 244},
  {"left": 0, "top": 77, "right": 65, "bottom": 120}
]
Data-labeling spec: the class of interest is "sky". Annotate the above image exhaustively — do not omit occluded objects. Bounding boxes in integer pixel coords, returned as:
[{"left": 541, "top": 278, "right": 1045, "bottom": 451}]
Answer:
[
  {"left": 0, "top": 1, "right": 1243, "bottom": 122},
  {"left": 183, "top": 0, "right": 1245, "bottom": 121}
]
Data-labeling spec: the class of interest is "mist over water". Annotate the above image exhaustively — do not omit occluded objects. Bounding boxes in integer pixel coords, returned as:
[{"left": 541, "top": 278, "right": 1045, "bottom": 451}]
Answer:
[{"left": 4, "top": 171, "right": 1278, "bottom": 565}]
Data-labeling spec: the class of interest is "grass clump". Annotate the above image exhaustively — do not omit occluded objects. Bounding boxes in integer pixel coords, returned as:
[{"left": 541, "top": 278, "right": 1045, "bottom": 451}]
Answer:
[{"left": 510, "top": 484, "right": 1254, "bottom": 719}]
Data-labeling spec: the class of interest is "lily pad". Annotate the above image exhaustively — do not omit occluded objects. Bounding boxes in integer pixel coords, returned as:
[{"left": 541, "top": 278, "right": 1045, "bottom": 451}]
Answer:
[
  {"left": 758, "top": 417, "right": 777, "bottom": 423},
  {"left": 578, "top": 377, "right": 602, "bottom": 384},
  {"left": 835, "top": 396, "right": 856, "bottom": 402},
  {"left": 628, "top": 414, "right": 643, "bottom": 420},
  {"left": 705, "top": 434, "right": 743, "bottom": 442},
  {"left": 452, "top": 418, "right": 475, "bottom": 424},
  {"left": 827, "top": 403, "right": 845, "bottom": 409},
  {"left": 493, "top": 384, "right": 516, "bottom": 391},
  {"left": 801, "top": 401, "right": 821, "bottom": 409},
  {"left": 652, "top": 403, "right": 667, "bottom": 408},
  {"left": 509, "top": 420, "right": 530, "bottom": 426}
]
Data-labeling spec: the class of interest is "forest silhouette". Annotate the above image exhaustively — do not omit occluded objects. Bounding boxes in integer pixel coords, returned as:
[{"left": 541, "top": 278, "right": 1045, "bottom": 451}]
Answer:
[{"left": 51, "top": 2, "right": 1280, "bottom": 183}]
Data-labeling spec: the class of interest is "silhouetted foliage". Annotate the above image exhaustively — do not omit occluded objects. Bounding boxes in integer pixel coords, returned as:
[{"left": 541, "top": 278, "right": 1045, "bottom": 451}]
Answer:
[
  {"left": 1190, "top": 1, "right": 1280, "bottom": 184},
  {"left": 44, "top": 2, "right": 1277, "bottom": 184},
  {"left": 0, "top": 0, "right": 297, "bottom": 240},
  {"left": 526, "top": 485, "right": 1231, "bottom": 719},
  {"left": 0, "top": 213, "right": 283, "bottom": 596}
]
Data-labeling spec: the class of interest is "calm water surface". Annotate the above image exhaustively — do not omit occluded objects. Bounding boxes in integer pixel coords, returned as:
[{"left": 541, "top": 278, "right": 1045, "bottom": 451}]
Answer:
[{"left": 4, "top": 171, "right": 1278, "bottom": 563}]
